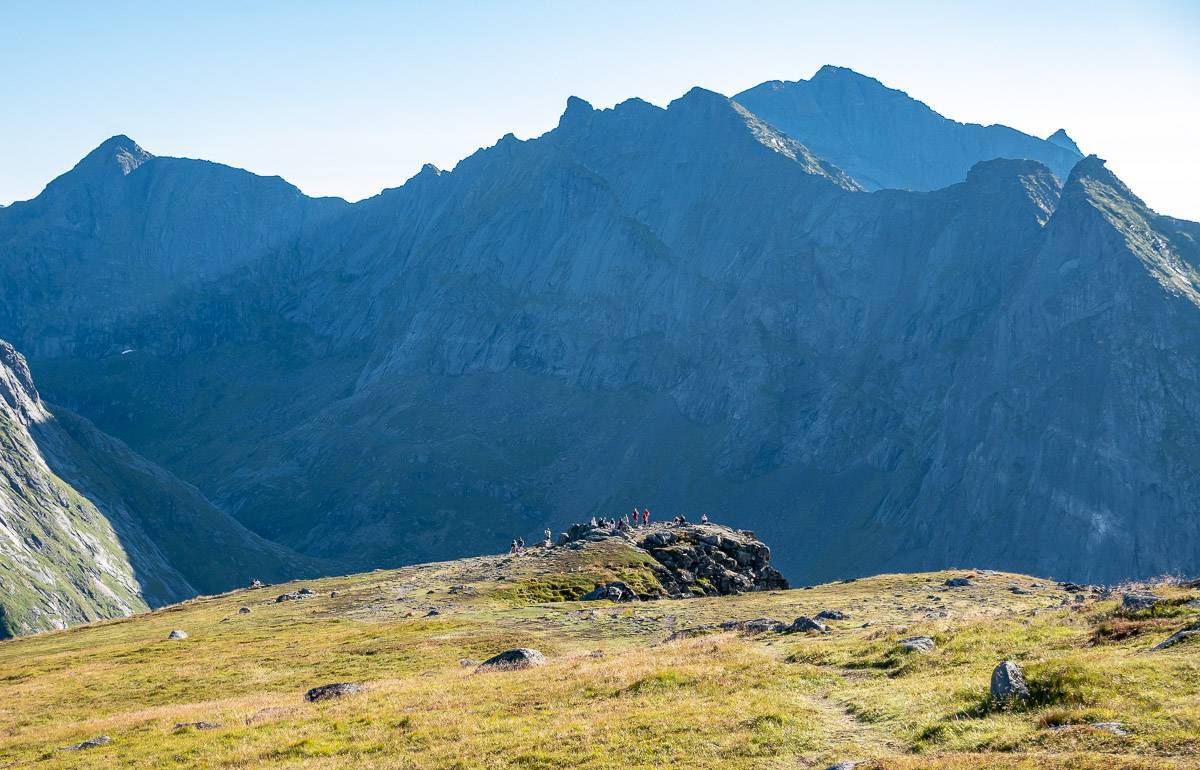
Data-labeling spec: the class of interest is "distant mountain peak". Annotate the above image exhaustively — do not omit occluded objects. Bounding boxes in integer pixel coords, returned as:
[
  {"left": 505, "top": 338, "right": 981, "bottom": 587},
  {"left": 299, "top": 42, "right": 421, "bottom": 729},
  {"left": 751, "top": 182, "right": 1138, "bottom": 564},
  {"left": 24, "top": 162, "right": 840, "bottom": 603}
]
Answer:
[
  {"left": 963, "top": 157, "right": 1063, "bottom": 222},
  {"left": 811, "top": 64, "right": 881, "bottom": 85},
  {"left": 965, "top": 156, "right": 1051, "bottom": 179},
  {"left": 734, "top": 68, "right": 1083, "bottom": 192},
  {"left": 1063, "top": 154, "right": 1138, "bottom": 204},
  {"left": 563, "top": 95, "right": 593, "bottom": 114},
  {"left": 81, "top": 134, "right": 153, "bottom": 176},
  {"left": 556, "top": 95, "right": 595, "bottom": 132},
  {"left": 667, "top": 86, "right": 732, "bottom": 114},
  {"left": 1046, "top": 128, "right": 1082, "bottom": 155},
  {"left": 1067, "top": 154, "right": 1117, "bottom": 186}
]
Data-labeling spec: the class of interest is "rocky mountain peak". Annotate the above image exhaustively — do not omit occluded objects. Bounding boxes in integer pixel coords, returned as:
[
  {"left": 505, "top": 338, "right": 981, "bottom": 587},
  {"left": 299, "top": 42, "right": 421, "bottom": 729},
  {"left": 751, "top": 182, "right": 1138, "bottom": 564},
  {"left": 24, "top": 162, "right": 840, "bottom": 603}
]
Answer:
[
  {"left": 810, "top": 64, "right": 886, "bottom": 89},
  {"left": 30, "top": 134, "right": 153, "bottom": 205},
  {"left": 669, "top": 85, "right": 731, "bottom": 110},
  {"left": 1058, "top": 155, "right": 1146, "bottom": 215},
  {"left": 77, "top": 134, "right": 153, "bottom": 177},
  {"left": 1046, "top": 128, "right": 1082, "bottom": 155},
  {"left": 963, "top": 157, "right": 1062, "bottom": 221},
  {"left": 1065, "top": 154, "right": 1121, "bottom": 187},
  {"left": 734, "top": 67, "right": 1083, "bottom": 191}
]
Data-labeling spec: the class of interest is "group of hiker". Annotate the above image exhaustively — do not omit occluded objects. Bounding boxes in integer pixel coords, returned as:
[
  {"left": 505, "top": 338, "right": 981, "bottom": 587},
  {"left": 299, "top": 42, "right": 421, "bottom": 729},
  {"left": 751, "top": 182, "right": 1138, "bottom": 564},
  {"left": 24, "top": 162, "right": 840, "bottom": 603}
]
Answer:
[
  {"left": 599, "top": 508, "right": 712, "bottom": 528},
  {"left": 506, "top": 510, "right": 714, "bottom": 555}
]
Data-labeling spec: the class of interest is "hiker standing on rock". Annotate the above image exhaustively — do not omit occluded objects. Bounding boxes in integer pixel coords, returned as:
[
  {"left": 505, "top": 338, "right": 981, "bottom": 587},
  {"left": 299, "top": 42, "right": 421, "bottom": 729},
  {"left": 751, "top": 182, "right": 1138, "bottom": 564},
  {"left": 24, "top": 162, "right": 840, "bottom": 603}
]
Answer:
[
  {"left": 643, "top": 508, "right": 650, "bottom": 526},
  {"left": 700, "top": 513, "right": 709, "bottom": 524},
  {"left": 509, "top": 540, "right": 518, "bottom": 554}
]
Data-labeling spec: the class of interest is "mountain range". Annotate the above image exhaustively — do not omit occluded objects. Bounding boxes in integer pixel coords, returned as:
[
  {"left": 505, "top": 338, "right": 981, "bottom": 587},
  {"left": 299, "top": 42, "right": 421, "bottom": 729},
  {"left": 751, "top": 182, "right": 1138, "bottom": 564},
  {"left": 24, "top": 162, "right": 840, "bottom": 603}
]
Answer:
[{"left": 2, "top": 66, "right": 1197, "bottom": 635}]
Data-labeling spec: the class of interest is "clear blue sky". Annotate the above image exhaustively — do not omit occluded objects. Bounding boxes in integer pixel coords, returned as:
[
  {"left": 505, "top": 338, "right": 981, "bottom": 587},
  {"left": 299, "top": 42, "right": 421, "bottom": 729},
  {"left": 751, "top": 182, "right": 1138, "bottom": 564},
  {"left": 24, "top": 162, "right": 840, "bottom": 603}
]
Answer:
[{"left": 2, "top": 1, "right": 1197, "bottom": 218}]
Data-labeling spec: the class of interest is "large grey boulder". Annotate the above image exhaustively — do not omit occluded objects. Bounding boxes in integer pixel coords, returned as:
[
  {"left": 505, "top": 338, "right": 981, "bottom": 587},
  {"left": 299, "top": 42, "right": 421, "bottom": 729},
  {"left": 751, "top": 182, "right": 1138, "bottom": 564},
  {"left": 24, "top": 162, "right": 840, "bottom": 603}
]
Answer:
[
  {"left": 898, "top": 636, "right": 935, "bottom": 653},
  {"left": 304, "top": 682, "right": 366, "bottom": 702},
  {"left": 787, "top": 616, "right": 829, "bottom": 634},
  {"left": 1121, "top": 592, "right": 1162, "bottom": 612},
  {"left": 478, "top": 648, "right": 546, "bottom": 671},
  {"left": 990, "top": 660, "right": 1031, "bottom": 702},
  {"left": 167, "top": 630, "right": 188, "bottom": 640}
]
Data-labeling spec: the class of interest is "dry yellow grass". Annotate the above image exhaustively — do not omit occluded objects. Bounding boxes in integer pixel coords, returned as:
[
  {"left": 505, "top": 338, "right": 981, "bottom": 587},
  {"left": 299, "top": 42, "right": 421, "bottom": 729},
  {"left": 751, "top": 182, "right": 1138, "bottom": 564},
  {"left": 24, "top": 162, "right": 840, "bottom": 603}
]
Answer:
[{"left": 0, "top": 540, "right": 1197, "bottom": 769}]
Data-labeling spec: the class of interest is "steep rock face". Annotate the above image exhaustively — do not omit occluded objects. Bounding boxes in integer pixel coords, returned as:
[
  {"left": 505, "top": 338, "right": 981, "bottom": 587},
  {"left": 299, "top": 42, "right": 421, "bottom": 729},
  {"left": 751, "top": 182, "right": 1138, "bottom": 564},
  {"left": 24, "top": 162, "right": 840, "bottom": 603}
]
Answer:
[
  {"left": 0, "top": 340, "right": 326, "bottom": 637},
  {"left": 734, "top": 66, "right": 1083, "bottom": 191},
  {"left": 0, "top": 340, "right": 153, "bottom": 636},
  {"left": 1, "top": 77, "right": 1197, "bottom": 585},
  {"left": 1046, "top": 129, "right": 1083, "bottom": 155}
]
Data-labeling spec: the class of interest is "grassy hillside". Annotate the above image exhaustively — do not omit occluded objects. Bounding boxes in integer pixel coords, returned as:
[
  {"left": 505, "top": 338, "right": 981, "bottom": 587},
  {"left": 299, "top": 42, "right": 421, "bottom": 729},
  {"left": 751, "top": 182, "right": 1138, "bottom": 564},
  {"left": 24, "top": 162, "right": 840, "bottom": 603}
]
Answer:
[{"left": 0, "top": 534, "right": 1196, "bottom": 769}]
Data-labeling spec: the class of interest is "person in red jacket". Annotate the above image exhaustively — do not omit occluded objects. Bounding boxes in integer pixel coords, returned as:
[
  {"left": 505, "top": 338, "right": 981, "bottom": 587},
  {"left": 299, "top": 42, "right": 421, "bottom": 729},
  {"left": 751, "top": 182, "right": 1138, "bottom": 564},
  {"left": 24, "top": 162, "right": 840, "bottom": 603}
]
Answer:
[{"left": 643, "top": 508, "right": 650, "bottom": 526}]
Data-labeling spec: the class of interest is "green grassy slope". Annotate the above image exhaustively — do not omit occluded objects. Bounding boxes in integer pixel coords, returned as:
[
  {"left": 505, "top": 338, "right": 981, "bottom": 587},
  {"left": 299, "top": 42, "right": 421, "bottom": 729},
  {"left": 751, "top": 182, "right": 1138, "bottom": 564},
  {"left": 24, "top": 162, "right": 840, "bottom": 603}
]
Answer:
[{"left": 1, "top": 535, "right": 1195, "bottom": 768}]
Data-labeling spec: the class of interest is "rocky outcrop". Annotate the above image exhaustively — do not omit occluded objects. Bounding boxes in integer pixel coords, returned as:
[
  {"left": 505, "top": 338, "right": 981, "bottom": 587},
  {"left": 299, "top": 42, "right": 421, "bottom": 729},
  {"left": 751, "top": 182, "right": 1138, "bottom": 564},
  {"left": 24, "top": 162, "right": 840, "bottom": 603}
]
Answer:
[
  {"left": 637, "top": 525, "right": 789, "bottom": 597},
  {"left": 565, "top": 522, "right": 787, "bottom": 599}
]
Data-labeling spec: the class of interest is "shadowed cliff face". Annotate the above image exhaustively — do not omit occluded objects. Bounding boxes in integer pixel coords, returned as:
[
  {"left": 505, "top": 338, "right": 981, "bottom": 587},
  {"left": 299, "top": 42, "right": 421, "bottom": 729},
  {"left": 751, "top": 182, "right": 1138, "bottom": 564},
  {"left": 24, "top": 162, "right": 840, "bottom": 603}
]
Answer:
[
  {"left": 734, "top": 66, "right": 1083, "bottom": 192},
  {"left": 0, "top": 77, "right": 1197, "bottom": 585},
  {"left": 0, "top": 340, "right": 329, "bottom": 637}
]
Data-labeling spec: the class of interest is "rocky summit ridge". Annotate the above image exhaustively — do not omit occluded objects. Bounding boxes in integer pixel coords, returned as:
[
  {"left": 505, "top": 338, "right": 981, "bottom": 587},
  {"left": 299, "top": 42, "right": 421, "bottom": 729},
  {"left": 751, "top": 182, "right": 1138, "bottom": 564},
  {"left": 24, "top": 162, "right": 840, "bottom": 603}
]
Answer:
[
  {"left": 556, "top": 521, "right": 788, "bottom": 598},
  {"left": 734, "top": 65, "right": 1083, "bottom": 190}
]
